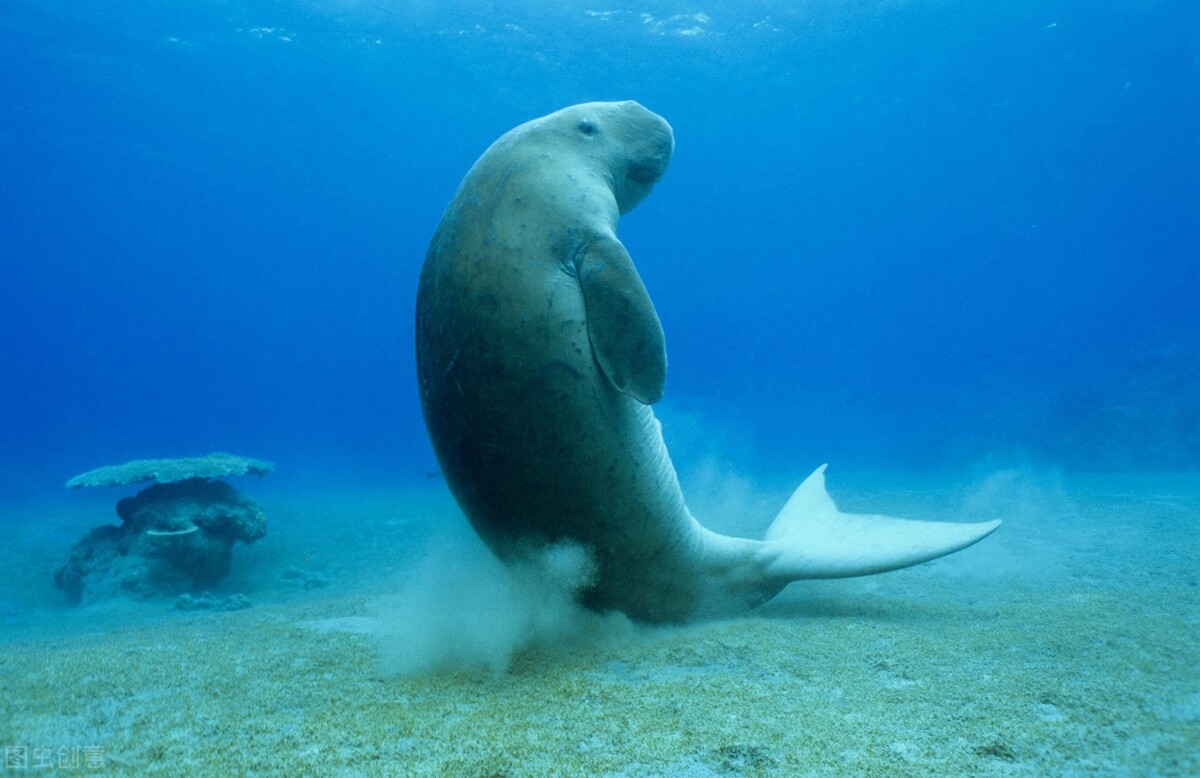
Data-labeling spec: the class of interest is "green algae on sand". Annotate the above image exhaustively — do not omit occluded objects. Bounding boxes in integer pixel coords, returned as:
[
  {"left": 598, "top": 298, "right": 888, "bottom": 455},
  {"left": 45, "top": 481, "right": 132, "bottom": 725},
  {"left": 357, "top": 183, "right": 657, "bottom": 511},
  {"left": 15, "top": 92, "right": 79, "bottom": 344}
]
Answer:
[{"left": 2, "top": 475, "right": 1197, "bottom": 776}]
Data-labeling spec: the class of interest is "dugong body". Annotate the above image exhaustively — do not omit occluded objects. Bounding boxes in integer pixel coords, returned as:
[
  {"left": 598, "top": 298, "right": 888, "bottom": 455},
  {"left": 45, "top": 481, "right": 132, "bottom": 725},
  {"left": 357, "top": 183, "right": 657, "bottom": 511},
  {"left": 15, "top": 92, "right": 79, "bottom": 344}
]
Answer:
[{"left": 416, "top": 101, "right": 999, "bottom": 623}]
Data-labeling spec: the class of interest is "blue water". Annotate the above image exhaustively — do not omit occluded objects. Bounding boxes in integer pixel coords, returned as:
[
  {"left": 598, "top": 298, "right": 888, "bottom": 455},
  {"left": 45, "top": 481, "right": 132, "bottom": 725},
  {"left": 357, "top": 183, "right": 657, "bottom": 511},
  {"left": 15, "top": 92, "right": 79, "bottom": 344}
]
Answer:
[{"left": 2, "top": 0, "right": 1197, "bottom": 497}]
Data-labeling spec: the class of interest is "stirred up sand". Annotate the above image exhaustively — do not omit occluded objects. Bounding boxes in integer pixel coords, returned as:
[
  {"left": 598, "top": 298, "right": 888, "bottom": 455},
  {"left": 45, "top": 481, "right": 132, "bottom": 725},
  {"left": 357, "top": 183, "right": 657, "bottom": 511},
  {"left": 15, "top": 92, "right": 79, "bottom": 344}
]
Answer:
[{"left": 0, "top": 471, "right": 1196, "bottom": 776}]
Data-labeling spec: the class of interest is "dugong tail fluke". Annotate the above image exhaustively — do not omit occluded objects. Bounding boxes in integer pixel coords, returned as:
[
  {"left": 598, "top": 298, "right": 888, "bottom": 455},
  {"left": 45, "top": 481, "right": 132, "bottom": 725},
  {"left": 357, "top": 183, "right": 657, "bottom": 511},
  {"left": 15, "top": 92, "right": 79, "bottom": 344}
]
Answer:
[{"left": 760, "top": 465, "right": 1002, "bottom": 581}]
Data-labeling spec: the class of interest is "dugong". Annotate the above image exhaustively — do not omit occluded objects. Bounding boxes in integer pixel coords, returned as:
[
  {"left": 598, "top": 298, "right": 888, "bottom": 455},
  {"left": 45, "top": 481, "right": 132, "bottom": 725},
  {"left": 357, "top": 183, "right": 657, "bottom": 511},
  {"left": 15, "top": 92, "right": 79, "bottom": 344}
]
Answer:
[{"left": 416, "top": 101, "right": 999, "bottom": 623}]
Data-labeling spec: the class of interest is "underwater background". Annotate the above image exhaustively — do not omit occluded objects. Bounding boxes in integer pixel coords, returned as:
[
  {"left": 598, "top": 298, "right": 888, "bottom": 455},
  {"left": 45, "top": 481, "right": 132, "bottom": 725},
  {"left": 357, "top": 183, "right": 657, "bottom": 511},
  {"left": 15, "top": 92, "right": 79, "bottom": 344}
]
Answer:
[
  {"left": 2, "top": 0, "right": 1196, "bottom": 496},
  {"left": 2, "top": 2, "right": 1199, "bottom": 776}
]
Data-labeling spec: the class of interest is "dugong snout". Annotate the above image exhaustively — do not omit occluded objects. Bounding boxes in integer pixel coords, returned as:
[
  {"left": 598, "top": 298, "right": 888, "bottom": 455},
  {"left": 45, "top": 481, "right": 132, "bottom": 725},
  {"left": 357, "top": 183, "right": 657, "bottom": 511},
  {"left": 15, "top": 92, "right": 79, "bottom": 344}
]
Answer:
[
  {"left": 608, "top": 102, "right": 674, "bottom": 212},
  {"left": 620, "top": 101, "right": 674, "bottom": 180}
]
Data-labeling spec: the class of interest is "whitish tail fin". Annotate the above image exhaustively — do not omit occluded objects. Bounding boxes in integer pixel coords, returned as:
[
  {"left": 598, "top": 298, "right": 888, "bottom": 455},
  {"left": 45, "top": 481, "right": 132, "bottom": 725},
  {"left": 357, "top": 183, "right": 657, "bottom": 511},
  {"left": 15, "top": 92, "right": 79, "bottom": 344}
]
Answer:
[{"left": 762, "top": 465, "right": 1000, "bottom": 580}]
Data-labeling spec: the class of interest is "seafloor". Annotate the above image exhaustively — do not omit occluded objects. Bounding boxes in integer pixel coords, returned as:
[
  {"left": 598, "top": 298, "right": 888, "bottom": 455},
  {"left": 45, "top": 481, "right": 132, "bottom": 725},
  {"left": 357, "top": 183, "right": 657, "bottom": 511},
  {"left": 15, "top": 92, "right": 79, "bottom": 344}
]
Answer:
[{"left": 1, "top": 470, "right": 1196, "bottom": 776}]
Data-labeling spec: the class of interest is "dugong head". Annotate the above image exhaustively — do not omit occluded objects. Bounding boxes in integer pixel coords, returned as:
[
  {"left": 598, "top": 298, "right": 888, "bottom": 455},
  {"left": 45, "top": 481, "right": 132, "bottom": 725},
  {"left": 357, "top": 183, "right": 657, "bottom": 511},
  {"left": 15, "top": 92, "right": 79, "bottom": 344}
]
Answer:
[{"left": 537, "top": 100, "right": 675, "bottom": 214}]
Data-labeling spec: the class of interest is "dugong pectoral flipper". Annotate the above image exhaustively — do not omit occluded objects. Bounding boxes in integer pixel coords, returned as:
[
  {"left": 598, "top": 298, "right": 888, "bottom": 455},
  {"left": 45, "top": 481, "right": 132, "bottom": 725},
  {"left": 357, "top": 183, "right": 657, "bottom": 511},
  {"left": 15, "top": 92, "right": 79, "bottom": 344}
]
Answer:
[
  {"left": 759, "top": 465, "right": 1002, "bottom": 581},
  {"left": 577, "top": 233, "right": 667, "bottom": 405}
]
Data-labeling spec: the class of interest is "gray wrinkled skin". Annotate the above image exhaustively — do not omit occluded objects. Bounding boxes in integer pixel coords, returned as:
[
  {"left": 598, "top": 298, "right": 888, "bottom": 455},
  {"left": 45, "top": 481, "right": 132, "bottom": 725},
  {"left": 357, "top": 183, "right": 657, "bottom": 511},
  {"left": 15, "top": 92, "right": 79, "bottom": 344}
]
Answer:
[{"left": 416, "top": 102, "right": 774, "bottom": 622}]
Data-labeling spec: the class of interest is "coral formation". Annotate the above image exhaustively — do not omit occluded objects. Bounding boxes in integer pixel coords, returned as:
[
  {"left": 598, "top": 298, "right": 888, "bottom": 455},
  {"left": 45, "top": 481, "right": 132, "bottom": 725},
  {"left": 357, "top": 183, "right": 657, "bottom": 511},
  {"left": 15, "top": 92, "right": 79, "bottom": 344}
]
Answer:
[
  {"left": 56, "top": 455, "right": 271, "bottom": 604},
  {"left": 66, "top": 452, "right": 274, "bottom": 489}
]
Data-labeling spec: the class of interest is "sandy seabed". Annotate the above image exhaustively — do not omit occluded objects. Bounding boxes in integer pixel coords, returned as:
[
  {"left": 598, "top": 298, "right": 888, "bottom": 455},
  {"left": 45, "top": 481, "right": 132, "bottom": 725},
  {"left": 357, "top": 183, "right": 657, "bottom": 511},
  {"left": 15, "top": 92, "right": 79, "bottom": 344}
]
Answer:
[{"left": 1, "top": 471, "right": 1196, "bottom": 777}]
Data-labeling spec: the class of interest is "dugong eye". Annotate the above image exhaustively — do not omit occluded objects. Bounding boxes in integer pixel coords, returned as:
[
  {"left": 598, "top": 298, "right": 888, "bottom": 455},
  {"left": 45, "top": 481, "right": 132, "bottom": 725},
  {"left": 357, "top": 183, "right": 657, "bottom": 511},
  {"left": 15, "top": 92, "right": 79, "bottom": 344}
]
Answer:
[{"left": 578, "top": 120, "right": 598, "bottom": 137}]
